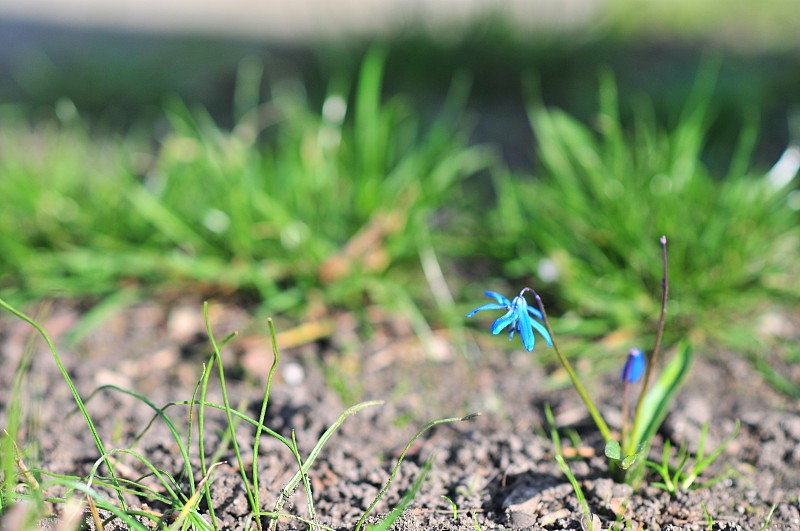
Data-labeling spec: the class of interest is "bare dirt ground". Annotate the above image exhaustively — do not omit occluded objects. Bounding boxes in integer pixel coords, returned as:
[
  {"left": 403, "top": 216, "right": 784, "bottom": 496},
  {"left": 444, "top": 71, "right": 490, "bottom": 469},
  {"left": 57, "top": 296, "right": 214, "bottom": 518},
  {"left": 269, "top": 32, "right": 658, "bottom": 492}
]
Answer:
[{"left": 1, "top": 297, "right": 798, "bottom": 530}]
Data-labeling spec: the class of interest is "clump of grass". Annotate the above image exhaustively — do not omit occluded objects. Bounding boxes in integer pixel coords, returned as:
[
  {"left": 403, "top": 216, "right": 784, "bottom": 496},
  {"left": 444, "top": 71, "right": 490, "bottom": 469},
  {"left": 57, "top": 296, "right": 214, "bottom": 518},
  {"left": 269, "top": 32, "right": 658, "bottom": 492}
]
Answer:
[
  {"left": 0, "top": 114, "right": 149, "bottom": 302},
  {"left": 0, "top": 297, "right": 472, "bottom": 529},
  {"left": 646, "top": 420, "right": 740, "bottom": 495},
  {"left": 483, "top": 67, "right": 799, "bottom": 344},
  {"left": 0, "top": 48, "right": 492, "bottom": 317}
]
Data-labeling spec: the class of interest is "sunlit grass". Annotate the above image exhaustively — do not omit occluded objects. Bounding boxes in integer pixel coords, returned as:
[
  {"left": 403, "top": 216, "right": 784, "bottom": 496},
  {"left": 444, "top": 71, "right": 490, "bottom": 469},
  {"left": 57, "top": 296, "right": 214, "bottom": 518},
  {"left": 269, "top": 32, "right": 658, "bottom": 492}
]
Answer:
[
  {"left": 0, "top": 298, "right": 471, "bottom": 530},
  {"left": 480, "top": 68, "right": 799, "bottom": 348},
  {"left": 0, "top": 49, "right": 492, "bottom": 318}
]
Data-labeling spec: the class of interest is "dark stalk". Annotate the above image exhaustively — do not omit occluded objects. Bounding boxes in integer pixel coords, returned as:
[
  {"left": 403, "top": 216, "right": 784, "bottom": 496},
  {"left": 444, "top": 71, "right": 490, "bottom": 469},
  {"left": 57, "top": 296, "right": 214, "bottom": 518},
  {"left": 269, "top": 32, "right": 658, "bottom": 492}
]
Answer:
[{"left": 626, "top": 236, "right": 669, "bottom": 455}]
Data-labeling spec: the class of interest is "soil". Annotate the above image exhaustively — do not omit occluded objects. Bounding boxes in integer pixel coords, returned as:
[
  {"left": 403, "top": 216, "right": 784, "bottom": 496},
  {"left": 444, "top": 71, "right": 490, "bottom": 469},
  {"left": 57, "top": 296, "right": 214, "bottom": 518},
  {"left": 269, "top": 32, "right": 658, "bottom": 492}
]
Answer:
[{"left": 0, "top": 297, "right": 798, "bottom": 530}]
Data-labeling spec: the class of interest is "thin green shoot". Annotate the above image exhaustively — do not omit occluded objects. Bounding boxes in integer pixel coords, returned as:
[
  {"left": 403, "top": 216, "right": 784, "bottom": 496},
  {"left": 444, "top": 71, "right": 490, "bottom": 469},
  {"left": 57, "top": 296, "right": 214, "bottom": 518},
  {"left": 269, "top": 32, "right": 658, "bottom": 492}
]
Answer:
[
  {"left": 546, "top": 403, "right": 596, "bottom": 530},
  {"left": 612, "top": 497, "right": 630, "bottom": 530},
  {"left": 701, "top": 500, "right": 714, "bottom": 530},
  {"left": 83, "top": 384, "right": 195, "bottom": 493},
  {"left": 760, "top": 503, "right": 778, "bottom": 531},
  {"left": 366, "top": 457, "right": 433, "bottom": 531},
  {"left": 87, "top": 449, "right": 187, "bottom": 517},
  {"left": 646, "top": 420, "right": 740, "bottom": 494},
  {"left": 168, "top": 462, "right": 222, "bottom": 531},
  {"left": 203, "top": 302, "right": 258, "bottom": 527},
  {"left": 647, "top": 440, "right": 683, "bottom": 493},
  {"left": 42, "top": 478, "right": 151, "bottom": 531},
  {"left": 355, "top": 413, "right": 479, "bottom": 531},
  {"left": 471, "top": 511, "right": 483, "bottom": 531},
  {"left": 2, "top": 311, "right": 39, "bottom": 509},
  {"left": 252, "top": 318, "right": 281, "bottom": 516},
  {"left": 0, "top": 297, "right": 126, "bottom": 509},
  {"left": 440, "top": 495, "right": 459, "bottom": 521},
  {"left": 290, "top": 430, "right": 318, "bottom": 530},
  {"left": 537, "top": 304, "right": 613, "bottom": 444},
  {"left": 679, "top": 420, "right": 740, "bottom": 489},
  {"left": 195, "top": 352, "right": 219, "bottom": 526},
  {"left": 3, "top": 434, "right": 43, "bottom": 514},
  {"left": 555, "top": 455, "right": 595, "bottom": 531},
  {"left": 543, "top": 404, "right": 562, "bottom": 456},
  {"left": 209, "top": 402, "right": 245, "bottom": 466},
  {"left": 269, "top": 400, "right": 383, "bottom": 531},
  {"left": 565, "top": 429, "right": 583, "bottom": 454},
  {"left": 83, "top": 340, "right": 240, "bottom": 530}
]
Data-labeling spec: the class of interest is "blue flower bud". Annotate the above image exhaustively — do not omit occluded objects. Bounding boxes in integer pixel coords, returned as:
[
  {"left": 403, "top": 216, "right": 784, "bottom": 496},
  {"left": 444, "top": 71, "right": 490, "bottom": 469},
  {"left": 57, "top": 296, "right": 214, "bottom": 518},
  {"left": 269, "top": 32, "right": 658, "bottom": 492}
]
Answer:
[{"left": 621, "top": 348, "right": 645, "bottom": 383}]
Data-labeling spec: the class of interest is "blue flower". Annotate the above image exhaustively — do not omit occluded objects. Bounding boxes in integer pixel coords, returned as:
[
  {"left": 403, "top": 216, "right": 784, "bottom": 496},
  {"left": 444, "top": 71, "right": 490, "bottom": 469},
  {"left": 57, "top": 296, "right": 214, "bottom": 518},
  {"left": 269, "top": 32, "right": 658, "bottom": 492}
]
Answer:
[
  {"left": 466, "top": 289, "right": 553, "bottom": 352},
  {"left": 621, "top": 348, "right": 645, "bottom": 383}
]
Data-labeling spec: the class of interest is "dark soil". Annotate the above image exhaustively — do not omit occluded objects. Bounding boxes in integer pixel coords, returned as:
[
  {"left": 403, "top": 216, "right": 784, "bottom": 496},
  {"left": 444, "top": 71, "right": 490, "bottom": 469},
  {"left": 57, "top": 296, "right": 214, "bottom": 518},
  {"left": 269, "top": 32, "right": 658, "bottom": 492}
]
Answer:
[{"left": 1, "top": 298, "right": 798, "bottom": 530}]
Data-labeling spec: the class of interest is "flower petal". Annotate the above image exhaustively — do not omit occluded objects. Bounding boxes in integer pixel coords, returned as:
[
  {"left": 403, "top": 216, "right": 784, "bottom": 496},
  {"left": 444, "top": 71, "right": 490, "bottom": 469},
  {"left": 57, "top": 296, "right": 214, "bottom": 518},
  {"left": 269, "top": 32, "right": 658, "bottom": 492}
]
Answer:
[
  {"left": 466, "top": 303, "right": 507, "bottom": 318},
  {"left": 517, "top": 310, "right": 536, "bottom": 352},
  {"left": 526, "top": 305, "right": 544, "bottom": 320},
  {"left": 484, "top": 291, "right": 511, "bottom": 306},
  {"left": 491, "top": 309, "right": 517, "bottom": 335},
  {"left": 528, "top": 318, "right": 553, "bottom": 347}
]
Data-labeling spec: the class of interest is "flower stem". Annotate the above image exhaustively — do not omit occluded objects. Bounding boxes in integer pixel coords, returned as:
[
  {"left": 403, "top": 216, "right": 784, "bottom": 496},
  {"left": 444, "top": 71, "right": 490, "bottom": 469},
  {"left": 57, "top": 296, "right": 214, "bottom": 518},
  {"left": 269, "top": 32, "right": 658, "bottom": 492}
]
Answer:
[
  {"left": 532, "top": 291, "right": 613, "bottom": 443},
  {"left": 626, "top": 236, "right": 669, "bottom": 455},
  {"left": 621, "top": 377, "right": 630, "bottom": 449}
]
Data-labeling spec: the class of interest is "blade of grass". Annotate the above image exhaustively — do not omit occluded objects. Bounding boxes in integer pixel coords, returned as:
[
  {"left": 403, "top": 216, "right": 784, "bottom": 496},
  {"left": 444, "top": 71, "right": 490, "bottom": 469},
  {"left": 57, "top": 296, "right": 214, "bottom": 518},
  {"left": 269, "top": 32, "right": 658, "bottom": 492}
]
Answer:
[
  {"left": 0, "top": 297, "right": 126, "bottom": 509},
  {"left": 87, "top": 449, "right": 185, "bottom": 510},
  {"left": 366, "top": 456, "right": 433, "bottom": 531},
  {"left": 168, "top": 462, "right": 222, "bottom": 531},
  {"left": 83, "top": 384, "right": 195, "bottom": 494},
  {"left": 63, "top": 287, "right": 140, "bottom": 346},
  {"left": 252, "top": 318, "right": 281, "bottom": 518},
  {"left": 202, "top": 302, "right": 259, "bottom": 528},
  {"left": 631, "top": 341, "right": 693, "bottom": 450},
  {"left": 269, "top": 400, "right": 384, "bottom": 531},
  {"left": 290, "top": 430, "right": 317, "bottom": 530},
  {"left": 555, "top": 455, "right": 596, "bottom": 531},
  {"left": 355, "top": 413, "right": 478, "bottom": 531}
]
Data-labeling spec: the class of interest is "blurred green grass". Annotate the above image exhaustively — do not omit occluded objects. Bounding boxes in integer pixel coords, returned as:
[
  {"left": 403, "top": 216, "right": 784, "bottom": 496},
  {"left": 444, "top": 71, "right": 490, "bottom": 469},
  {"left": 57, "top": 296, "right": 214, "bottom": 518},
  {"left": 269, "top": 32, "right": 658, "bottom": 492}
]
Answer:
[
  {"left": 479, "top": 68, "right": 799, "bottom": 347},
  {"left": 0, "top": 49, "right": 492, "bottom": 316},
  {"left": 1, "top": 47, "right": 798, "bottom": 370}
]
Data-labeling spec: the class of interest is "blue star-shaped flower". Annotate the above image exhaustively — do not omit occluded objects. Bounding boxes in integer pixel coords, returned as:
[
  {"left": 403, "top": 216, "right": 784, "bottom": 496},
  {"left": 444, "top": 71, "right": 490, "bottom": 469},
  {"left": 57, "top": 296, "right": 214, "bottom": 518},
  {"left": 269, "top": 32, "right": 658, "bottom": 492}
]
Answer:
[{"left": 466, "top": 289, "right": 553, "bottom": 352}]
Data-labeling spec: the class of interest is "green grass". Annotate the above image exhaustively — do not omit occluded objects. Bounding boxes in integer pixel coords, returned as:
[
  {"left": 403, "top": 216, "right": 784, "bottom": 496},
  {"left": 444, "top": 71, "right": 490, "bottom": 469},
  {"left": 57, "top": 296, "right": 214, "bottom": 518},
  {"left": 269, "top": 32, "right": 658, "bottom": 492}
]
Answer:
[
  {"left": 481, "top": 67, "right": 799, "bottom": 348},
  {"left": 0, "top": 297, "right": 471, "bottom": 530},
  {"left": 2, "top": 54, "right": 797, "bottom": 352},
  {"left": 0, "top": 48, "right": 492, "bottom": 317},
  {"left": 1, "top": 47, "right": 797, "bottom": 529}
]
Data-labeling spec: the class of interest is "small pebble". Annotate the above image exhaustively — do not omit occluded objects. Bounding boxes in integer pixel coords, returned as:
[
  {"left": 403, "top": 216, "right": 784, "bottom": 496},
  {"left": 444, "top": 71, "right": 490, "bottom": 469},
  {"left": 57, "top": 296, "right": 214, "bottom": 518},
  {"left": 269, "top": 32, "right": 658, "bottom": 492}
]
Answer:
[{"left": 282, "top": 362, "right": 305, "bottom": 386}]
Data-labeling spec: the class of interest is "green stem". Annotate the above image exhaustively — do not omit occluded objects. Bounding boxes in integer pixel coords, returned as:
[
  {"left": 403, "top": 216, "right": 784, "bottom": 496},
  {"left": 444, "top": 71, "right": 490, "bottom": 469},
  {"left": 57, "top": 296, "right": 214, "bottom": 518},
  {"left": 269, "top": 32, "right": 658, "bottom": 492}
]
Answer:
[
  {"left": 534, "top": 294, "right": 613, "bottom": 443},
  {"left": 203, "top": 303, "right": 260, "bottom": 530},
  {"left": 0, "top": 298, "right": 127, "bottom": 510},
  {"left": 620, "top": 377, "right": 631, "bottom": 450},
  {"left": 626, "top": 236, "right": 669, "bottom": 455},
  {"left": 252, "top": 318, "right": 280, "bottom": 523}
]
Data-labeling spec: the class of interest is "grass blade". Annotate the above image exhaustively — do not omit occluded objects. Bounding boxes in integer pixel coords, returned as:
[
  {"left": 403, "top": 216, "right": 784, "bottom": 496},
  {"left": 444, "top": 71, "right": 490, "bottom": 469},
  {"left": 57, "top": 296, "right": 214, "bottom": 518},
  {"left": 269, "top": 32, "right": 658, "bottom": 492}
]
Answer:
[
  {"left": 0, "top": 297, "right": 127, "bottom": 509},
  {"left": 355, "top": 413, "right": 477, "bottom": 531},
  {"left": 269, "top": 400, "right": 383, "bottom": 530},
  {"left": 366, "top": 457, "right": 433, "bottom": 531},
  {"left": 631, "top": 341, "right": 693, "bottom": 449}
]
